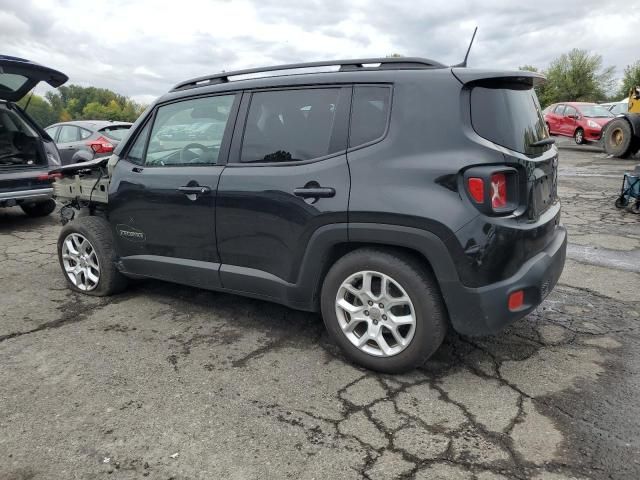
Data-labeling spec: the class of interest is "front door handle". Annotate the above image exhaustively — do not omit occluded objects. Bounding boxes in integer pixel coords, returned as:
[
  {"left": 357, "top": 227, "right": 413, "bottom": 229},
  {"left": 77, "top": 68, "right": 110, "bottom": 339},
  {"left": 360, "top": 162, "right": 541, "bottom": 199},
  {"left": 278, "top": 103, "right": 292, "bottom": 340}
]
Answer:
[
  {"left": 179, "top": 185, "right": 211, "bottom": 195},
  {"left": 293, "top": 186, "right": 335, "bottom": 199}
]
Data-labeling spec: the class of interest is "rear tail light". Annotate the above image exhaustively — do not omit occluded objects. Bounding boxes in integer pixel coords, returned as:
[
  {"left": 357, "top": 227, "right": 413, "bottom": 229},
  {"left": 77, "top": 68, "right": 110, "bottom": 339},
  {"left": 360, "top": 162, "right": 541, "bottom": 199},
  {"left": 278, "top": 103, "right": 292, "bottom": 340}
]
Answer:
[
  {"left": 464, "top": 167, "right": 519, "bottom": 215},
  {"left": 87, "top": 136, "right": 114, "bottom": 154},
  {"left": 508, "top": 290, "right": 524, "bottom": 311},
  {"left": 490, "top": 173, "right": 507, "bottom": 209},
  {"left": 37, "top": 172, "right": 63, "bottom": 181},
  {"left": 467, "top": 178, "right": 484, "bottom": 203}
]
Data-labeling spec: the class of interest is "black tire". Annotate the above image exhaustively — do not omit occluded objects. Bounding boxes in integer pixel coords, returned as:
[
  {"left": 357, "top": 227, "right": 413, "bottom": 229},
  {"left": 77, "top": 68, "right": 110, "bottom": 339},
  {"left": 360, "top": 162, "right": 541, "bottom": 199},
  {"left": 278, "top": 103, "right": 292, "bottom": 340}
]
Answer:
[
  {"left": 57, "top": 215, "right": 128, "bottom": 296},
  {"left": 615, "top": 196, "right": 628, "bottom": 208},
  {"left": 20, "top": 199, "right": 56, "bottom": 217},
  {"left": 603, "top": 118, "right": 633, "bottom": 158},
  {"left": 574, "top": 128, "right": 585, "bottom": 145},
  {"left": 320, "top": 248, "right": 447, "bottom": 373}
]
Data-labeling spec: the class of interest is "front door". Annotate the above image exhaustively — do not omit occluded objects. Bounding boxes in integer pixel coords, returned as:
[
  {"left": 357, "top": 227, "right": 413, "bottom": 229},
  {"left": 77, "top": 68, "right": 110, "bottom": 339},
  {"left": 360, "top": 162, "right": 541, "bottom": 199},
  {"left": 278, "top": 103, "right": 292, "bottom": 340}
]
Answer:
[
  {"left": 108, "top": 93, "right": 239, "bottom": 289},
  {"left": 216, "top": 86, "right": 352, "bottom": 299},
  {"left": 561, "top": 105, "right": 578, "bottom": 135}
]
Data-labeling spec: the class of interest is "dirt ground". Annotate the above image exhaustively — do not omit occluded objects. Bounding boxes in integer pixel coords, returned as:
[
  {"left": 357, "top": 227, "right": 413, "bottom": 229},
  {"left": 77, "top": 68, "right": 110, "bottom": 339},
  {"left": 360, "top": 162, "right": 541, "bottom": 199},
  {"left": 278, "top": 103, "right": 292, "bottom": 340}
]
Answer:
[{"left": 1, "top": 140, "right": 639, "bottom": 480}]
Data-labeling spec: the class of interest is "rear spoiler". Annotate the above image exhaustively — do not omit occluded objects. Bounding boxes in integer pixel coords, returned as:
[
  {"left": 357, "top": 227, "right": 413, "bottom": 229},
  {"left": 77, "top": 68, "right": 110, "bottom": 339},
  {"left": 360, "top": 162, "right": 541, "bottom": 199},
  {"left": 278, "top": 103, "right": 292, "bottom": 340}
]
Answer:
[{"left": 451, "top": 68, "right": 546, "bottom": 87}]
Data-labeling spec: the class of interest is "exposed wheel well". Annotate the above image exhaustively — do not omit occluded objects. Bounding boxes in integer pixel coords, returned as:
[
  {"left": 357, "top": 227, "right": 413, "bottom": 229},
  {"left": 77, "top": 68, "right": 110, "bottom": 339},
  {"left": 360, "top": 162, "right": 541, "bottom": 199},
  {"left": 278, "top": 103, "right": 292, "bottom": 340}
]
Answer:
[{"left": 313, "top": 242, "right": 445, "bottom": 312}]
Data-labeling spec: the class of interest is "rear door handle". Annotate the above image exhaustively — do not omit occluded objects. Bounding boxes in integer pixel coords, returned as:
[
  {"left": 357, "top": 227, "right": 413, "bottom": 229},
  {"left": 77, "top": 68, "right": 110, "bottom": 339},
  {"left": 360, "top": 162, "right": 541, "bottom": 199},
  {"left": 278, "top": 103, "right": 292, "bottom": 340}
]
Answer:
[
  {"left": 178, "top": 185, "right": 211, "bottom": 195},
  {"left": 293, "top": 187, "right": 335, "bottom": 198}
]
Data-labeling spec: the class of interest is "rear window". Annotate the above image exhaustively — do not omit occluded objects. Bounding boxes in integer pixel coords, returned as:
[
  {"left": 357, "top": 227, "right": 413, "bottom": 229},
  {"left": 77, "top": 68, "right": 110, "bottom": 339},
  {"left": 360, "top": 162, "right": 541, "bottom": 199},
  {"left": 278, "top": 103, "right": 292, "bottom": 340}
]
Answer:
[
  {"left": 101, "top": 125, "right": 131, "bottom": 141},
  {"left": 471, "top": 84, "right": 550, "bottom": 156},
  {"left": 0, "top": 73, "right": 28, "bottom": 95}
]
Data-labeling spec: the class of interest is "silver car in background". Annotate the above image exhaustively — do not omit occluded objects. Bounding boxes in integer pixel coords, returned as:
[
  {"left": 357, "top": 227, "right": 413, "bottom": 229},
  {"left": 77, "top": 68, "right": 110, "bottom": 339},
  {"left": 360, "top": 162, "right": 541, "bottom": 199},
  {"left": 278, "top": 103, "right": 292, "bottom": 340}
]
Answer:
[{"left": 45, "top": 120, "right": 131, "bottom": 164}]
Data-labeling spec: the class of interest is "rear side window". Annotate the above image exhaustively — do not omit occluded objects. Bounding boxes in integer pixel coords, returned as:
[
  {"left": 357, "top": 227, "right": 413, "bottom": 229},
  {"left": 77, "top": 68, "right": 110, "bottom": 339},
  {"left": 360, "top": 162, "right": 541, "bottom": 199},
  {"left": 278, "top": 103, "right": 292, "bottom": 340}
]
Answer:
[
  {"left": 470, "top": 84, "right": 550, "bottom": 156},
  {"left": 553, "top": 104, "right": 565, "bottom": 115},
  {"left": 241, "top": 88, "right": 342, "bottom": 163},
  {"left": 79, "top": 128, "right": 92, "bottom": 140},
  {"left": 349, "top": 86, "right": 391, "bottom": 148}
]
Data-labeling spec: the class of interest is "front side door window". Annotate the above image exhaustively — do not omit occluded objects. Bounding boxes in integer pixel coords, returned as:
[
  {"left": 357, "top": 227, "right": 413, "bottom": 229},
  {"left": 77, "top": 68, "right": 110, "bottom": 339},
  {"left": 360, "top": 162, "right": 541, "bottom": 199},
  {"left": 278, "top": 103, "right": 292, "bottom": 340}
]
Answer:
[{"left": 143, "top": 95, "right": 235, "bottom": 167}]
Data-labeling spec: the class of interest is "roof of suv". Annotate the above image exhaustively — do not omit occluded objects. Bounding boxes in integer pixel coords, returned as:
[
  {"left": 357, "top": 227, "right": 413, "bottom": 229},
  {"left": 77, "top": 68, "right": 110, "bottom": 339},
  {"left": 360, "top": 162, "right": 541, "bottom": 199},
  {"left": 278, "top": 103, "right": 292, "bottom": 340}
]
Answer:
[{"left": 171, "top": 57, "right": 447, "bottom": 92}]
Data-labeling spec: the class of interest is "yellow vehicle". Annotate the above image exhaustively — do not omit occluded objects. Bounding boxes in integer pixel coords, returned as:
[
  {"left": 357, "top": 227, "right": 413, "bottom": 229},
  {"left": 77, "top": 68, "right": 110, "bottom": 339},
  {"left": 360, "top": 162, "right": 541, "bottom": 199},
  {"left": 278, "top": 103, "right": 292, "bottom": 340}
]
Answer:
[{"left": 603, "top": 86, "right": 640, "bottom": 158}]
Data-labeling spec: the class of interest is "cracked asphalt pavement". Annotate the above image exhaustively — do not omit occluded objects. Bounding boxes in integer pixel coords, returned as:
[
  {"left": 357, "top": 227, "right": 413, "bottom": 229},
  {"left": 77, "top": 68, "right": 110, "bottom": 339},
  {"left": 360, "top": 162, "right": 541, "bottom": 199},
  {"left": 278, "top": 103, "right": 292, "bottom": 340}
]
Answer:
[{"left": 1, "top": 140, "right": 639, "bottom": 480}]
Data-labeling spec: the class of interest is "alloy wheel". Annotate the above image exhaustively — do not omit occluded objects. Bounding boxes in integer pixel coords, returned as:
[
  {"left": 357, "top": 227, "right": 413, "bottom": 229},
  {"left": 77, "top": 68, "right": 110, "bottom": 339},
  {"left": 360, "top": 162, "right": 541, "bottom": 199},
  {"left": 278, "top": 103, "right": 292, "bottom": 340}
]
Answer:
[
  {"left": 61, "top": 233, "right": 100, "bottom": 291},
  {"left": 335, "top": 270, "right": 417, "bottom": 357}
]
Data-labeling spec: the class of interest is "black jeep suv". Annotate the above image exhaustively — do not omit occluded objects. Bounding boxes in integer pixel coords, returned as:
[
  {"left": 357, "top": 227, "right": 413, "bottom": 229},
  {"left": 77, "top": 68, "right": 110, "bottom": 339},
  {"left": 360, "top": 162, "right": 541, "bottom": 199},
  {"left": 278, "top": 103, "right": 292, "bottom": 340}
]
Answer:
[
  {"left": 54, "top": 57, "right": 566, "bottom": 372},
  {"left": 1, "top": 56, "right": 67, "bottom": 216}
]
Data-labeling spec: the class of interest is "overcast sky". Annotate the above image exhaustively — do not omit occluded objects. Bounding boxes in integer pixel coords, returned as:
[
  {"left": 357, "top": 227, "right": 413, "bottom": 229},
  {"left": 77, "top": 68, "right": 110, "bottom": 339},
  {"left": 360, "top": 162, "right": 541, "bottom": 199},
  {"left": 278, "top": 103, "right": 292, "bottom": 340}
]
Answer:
[{"left": 1, "top": 0, "right": 638, "bottom": 104}]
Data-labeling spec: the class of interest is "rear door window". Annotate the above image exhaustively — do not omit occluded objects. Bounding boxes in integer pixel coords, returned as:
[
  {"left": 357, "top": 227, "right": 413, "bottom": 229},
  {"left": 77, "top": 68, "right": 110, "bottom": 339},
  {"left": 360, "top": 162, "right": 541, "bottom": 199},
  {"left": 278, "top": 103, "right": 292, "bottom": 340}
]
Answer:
[
  {"left": 349, "top": 86, "right": 391, "bottom": 148},
  {"left": 553, "top": 104, "right": 565, "bottom": 115},
  {"left": 240, "top": 88, "right": 343, "bottom": 163},
  {"left": 470, "top": 83, "right": 550, "bottom": 156}
]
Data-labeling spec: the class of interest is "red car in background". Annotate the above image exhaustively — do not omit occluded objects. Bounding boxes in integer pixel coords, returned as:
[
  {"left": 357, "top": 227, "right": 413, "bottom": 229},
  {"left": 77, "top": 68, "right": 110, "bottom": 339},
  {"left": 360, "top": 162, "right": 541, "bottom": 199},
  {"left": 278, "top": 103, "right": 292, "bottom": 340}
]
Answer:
[{"left": 543, "top": 102, "right": 614, "bottom": 144}]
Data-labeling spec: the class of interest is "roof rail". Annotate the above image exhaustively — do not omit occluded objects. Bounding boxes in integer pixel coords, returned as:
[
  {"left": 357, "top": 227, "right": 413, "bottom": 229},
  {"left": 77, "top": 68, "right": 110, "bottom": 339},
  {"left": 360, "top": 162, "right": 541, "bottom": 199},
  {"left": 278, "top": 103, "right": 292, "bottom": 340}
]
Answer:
[{"left": 171, "top": 57, "right": 445, "bottom": 92}]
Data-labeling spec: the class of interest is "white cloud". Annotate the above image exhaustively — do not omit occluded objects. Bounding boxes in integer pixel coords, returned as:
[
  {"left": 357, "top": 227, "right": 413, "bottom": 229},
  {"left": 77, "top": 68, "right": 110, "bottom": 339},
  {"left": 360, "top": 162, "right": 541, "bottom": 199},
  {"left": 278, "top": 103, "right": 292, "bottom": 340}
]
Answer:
[{"left": 1, "top": 0, "right": 638, "bottom": 102}]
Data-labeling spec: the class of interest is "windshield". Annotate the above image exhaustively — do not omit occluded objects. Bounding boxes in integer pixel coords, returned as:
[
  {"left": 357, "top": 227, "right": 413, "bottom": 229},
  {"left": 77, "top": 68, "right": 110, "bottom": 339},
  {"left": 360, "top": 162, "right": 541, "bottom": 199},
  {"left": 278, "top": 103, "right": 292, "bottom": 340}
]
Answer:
[
  {"left": 578, "top": 105, "right": 614, "bottom": 118},
  {"left": 471, "top": 83, "right": 550, "bottom": 156}
]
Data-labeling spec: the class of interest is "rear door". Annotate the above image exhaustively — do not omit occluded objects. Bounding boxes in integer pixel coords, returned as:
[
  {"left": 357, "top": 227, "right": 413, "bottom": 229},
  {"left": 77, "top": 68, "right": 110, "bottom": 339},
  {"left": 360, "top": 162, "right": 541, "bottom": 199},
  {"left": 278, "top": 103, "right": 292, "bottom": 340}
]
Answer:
[
  {"left": 216, "top": 86, "right": 351, "bottom": 298},
  {"left": 548, "top": 104, "right": 564, "bottom": 133},
  {"left": 108, "top": 93, "right": 240, "bottom": 289}
]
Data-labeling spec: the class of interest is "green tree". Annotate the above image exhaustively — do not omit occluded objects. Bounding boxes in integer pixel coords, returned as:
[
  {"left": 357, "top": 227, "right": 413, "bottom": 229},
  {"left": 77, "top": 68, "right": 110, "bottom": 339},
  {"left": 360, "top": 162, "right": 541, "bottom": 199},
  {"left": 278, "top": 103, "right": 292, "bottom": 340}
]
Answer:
[
  {"left": 543, "top": 49, "right": 614, "bottom": 105},
  {"left": 45, "top": 84, "right": 146, "bottom": 122},
  {"left": 16, "top": 94, "right": 58, "bottom": 127},
  {"left": 617, "top": 60, "right": 640, "bottom": 100},
  {"left": 519, "top": 65, "right": 551, "bottom": 107}
]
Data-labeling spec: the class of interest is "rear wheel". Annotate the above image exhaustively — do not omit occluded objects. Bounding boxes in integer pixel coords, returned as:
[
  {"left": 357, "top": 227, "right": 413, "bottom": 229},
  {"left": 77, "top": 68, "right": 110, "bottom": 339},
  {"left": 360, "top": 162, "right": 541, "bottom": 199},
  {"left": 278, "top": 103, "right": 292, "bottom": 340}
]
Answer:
[
  {"left": 20, "top": 199, "right": 56, "bottom": 217},
  {"left": 574, "top": 128, "right": 585, "bottom": 145},
  {"left": 321, "top": 248, "right": 446, "bottom": 373},
  {"left": 603, "top": 118, "right": 633, "bottom": 158},
  {"left": 57, "top": 216, "right": 127, "bottom": 296}
]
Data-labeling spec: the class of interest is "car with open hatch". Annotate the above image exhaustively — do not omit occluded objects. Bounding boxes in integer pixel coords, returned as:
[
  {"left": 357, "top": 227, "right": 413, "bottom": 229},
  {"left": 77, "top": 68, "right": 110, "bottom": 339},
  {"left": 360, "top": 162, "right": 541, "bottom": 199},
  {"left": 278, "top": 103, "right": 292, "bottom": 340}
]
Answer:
[
  {"left": 0, "top": 55, "right": 67, "bottom": 217},
  {"left": 51, "top": 57, "right": 566, "bottom": 373}
]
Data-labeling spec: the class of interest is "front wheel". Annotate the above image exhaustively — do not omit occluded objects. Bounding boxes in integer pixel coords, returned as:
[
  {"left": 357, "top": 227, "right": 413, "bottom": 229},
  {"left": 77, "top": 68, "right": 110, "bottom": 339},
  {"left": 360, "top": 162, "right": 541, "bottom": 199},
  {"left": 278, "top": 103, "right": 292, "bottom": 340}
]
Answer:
[
  {"left": 21, "top": 199, "right": 56, "bottom": 217},
  {"left": 57, "top": 216, "right": 128, "bottom": 296},
  {"left": 603, "top": 118, "right": 633, "bottom": 158},
  {"left": 574, "top": 128, "right": 585, "bottom": 145},
  {"left": 321, "top": 248, "right": 447, "bottom": 373}
]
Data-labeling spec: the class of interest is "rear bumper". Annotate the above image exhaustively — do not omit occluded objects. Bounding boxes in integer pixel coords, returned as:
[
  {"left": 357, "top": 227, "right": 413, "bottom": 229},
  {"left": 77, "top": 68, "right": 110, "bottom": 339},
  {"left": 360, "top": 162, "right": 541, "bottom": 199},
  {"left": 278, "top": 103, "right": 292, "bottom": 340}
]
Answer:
[
  {"left": 0, "top": 187, "right": 53, "bottom": 203},
  {"left": 442, "top": 225, "right": 567, "bottom": 336}
]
